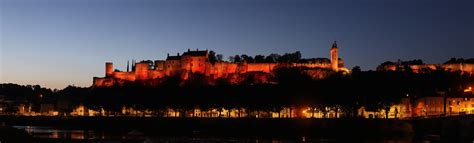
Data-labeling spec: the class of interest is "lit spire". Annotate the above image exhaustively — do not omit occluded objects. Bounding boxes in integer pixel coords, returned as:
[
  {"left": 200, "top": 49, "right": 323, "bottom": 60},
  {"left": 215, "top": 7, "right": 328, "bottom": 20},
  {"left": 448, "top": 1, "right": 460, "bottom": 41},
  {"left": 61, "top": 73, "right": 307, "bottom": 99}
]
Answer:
[{"left": 332, "top": 41, "right": 337, "bottom": 48}]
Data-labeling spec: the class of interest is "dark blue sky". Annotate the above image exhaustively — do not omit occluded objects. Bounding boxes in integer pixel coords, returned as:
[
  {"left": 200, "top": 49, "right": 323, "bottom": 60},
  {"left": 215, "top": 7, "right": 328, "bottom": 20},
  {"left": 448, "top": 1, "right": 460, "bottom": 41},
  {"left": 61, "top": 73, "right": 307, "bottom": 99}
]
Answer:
[{"left": 1, "top": 0, "right": 473, "bottom": 88}]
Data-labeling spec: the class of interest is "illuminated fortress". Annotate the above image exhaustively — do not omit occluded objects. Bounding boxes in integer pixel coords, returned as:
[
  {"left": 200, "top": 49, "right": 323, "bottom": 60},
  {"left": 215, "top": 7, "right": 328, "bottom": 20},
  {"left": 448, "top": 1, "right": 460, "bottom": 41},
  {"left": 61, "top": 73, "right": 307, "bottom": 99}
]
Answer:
[
  {"left": 93, "top": 42, "right": 349, "bottom": 87},
  {"left": 377, "top": 60, "right": 474, "bottom": 74}
]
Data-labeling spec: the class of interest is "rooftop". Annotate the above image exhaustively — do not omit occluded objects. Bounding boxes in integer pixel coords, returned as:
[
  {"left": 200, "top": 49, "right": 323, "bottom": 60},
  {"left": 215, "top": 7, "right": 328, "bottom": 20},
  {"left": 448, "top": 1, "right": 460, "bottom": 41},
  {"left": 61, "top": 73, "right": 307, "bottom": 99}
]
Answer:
[
  {"left": 182, "top": 49, "right": 208, "bottom": 57},
  {"left": 166, "top": 55, "right": 181, "bottom": 61}
]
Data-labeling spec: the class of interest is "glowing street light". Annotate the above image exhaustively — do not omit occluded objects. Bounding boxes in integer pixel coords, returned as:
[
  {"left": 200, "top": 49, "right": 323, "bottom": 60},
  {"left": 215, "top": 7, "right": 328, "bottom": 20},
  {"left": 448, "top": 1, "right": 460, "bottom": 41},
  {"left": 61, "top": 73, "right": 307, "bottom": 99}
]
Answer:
[{"left": 464, "top": 87, "right": 472, "bottom": 93}]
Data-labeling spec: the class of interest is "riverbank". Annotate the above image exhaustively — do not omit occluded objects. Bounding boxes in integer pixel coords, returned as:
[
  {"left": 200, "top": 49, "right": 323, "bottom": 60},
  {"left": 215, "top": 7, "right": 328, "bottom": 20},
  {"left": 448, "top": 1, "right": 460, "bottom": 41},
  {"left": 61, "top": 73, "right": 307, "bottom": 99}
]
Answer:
[{"left": 1, "top": 115, "right": 473, "bottom": 142}]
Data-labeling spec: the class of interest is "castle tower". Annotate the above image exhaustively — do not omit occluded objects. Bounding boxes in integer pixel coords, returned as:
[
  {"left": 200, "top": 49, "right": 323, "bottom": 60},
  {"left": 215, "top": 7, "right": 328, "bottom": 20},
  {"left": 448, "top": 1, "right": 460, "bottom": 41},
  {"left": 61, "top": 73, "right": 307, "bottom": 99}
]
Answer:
[
  {"left": 105, "top": 62, "right": 113, "bottom": 77},
  {"left": 330, "top": 41, "right": 339, "bottom": 71},
  {"left": 135, "top": 62, "right": 149, "bottom": 80}
]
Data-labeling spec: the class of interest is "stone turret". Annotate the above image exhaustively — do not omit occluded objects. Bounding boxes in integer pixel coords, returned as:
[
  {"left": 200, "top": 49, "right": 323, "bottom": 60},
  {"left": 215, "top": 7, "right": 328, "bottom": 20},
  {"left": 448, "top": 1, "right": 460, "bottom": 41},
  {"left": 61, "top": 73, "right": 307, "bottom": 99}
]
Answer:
[
  {"left": 105, "top": 62, "right": 113, "bottom": 77},
  {"left": 135, "top": 62, "right": 149, "bottom": 80}
]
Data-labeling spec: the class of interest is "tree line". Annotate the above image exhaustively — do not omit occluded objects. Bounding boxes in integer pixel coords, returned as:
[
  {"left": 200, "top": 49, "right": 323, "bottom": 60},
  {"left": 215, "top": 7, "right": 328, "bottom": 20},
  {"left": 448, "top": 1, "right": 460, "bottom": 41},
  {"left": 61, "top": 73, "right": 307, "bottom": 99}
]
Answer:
[{"left": 208, "top": 51, "right": 310, "bottom": 64}]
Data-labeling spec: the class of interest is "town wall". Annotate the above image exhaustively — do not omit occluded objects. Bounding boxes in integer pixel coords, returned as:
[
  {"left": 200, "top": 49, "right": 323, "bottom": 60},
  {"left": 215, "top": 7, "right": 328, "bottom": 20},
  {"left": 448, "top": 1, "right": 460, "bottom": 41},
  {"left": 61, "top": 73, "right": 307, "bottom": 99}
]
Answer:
[
  {"left": 148, "top": 70, "right": 166, "bottom": 79},
  {"left": 113, "top": 72, "right": 135, "bottom": 81},
  {"left": 246, "top": 63, "right": 277, "bottom": 73}
]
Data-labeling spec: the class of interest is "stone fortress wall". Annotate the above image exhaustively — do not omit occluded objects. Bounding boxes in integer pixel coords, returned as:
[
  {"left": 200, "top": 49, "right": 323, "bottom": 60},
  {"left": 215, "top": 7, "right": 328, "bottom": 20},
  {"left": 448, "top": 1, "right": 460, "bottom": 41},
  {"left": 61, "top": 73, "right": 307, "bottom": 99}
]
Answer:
[
  {"left": 378, "top": 62, "right": 474, "bottom": 74},
  {"left": 93, "top": 42, "right": 348, "bottom": 87}
]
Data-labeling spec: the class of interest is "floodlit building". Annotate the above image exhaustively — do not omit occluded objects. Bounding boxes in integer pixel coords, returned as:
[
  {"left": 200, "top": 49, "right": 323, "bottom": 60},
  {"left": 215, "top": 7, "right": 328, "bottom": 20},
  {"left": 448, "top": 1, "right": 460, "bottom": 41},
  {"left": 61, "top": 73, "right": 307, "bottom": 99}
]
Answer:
[
  {"left": 93, "top": 42, "right": 349, "bottom": 87},
  {"left": 377, "top": 60, "right": 474, "bottom": 74}
]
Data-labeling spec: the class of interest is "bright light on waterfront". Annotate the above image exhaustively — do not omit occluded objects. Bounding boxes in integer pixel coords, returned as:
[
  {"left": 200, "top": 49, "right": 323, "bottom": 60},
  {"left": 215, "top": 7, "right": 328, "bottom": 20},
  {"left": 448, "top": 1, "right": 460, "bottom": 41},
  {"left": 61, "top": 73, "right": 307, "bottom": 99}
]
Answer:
[{"left": 464, "top": 87, "right": 472, "bottom": 93}]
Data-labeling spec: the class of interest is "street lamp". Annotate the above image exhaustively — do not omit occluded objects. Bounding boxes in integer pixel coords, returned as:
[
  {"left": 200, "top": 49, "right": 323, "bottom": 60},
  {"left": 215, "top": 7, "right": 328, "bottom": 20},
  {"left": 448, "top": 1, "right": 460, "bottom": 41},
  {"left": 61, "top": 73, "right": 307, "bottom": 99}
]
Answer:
[{"left": 464, "top": 87, "right": 472, "bottom": 93}]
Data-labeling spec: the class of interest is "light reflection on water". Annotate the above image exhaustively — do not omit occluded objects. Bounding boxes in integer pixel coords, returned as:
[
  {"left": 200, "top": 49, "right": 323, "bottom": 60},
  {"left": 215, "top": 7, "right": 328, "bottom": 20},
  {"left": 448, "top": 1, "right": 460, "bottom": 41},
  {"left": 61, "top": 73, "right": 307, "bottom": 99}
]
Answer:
[
  {"left": 11, "top": 126, "right": 417, "bottom": 143},
  {"left": 12, "top": 126, "right": 106, "bottom": 140}
]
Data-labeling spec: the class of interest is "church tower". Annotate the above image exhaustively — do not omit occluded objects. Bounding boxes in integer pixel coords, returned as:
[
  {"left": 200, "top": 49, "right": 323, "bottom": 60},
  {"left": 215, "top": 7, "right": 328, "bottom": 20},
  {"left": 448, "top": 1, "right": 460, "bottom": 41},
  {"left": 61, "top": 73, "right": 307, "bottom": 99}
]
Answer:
[{"left": 330, "top": 41, "right": 339, "bottom": 71}]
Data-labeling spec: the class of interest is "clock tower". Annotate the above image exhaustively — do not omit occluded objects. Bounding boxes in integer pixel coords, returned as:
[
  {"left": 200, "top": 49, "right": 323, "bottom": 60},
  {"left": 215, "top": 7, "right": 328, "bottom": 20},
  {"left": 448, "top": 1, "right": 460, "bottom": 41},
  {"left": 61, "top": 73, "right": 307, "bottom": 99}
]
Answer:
[{"left": 330, "top": 41, "right": 339, "bottom": 71}]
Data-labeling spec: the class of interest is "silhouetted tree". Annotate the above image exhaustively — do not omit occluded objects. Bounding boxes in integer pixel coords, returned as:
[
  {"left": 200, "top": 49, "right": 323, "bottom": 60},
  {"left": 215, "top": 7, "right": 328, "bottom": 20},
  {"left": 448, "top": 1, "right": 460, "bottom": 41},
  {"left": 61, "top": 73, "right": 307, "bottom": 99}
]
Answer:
[
  {"left": 216, "top": 54, "right": 224, "bottom": 62},
  {"left": 265, "top": 54, "right": 280, "bottom": 63},
  {"left": 208, "top": 51, "right": 217, "bottom": 64},
  {"left": 352, "top": 66, "right": 361, "bottom": 73},
  {"left": 233, "top": 55, "right": 242, "bottom": 63},
  {"left": 241, "top": 54, "right": 254, "bottom": 63},
  {"left": 278, "top": 51, "right": 301, "bottom": 63},
  {"left": 254, "top": 55, "right": 265, "bottom": 63}
]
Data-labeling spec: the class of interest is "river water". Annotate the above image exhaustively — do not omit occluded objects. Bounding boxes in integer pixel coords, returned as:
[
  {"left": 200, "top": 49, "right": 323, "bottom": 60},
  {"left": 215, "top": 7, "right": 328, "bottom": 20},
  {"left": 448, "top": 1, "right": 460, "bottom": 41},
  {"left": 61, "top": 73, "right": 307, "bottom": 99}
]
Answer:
[{"left": 10, "top": 125, "right": 427, "bottom": 143}]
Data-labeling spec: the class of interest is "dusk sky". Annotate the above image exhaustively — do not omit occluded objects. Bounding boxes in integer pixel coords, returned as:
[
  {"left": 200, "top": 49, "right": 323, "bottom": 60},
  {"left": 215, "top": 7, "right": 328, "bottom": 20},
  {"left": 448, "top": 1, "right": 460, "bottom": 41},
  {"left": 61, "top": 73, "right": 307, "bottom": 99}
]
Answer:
[{"left": 1, "top": 0, "right": 473, "bottom": 89}]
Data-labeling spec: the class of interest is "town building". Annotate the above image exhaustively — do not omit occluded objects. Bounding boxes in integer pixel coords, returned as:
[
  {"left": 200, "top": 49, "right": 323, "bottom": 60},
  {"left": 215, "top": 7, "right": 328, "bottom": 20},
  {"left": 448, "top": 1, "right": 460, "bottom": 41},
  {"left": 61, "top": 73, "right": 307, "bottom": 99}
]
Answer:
[{"left": 358, "top": 89, "right": 474, "bottom": 119}]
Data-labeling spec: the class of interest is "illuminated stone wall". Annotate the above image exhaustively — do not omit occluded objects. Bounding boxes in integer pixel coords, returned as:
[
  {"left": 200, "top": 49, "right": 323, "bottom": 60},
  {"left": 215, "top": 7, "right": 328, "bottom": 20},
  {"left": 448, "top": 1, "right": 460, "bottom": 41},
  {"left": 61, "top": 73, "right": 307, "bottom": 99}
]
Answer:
[
  {"left": 154, "top": 60, "right": 165, "bottom": 70},
  {"left": 181, "top": 55, "right": 208, "bottom": 74},
  {"left": 409, "top": 64, "right": 437, "bottom": 73},
  {"left": 164, "top": 59, "right": 181, "bottom": 76},
  {"left": 379, "top": 63, "right": 474, "bottom": 74},
  {"left": 113, "top": 72, "right": 135, "bottom": 81},
  {"left": 135, "top": 62, "right": 149, "bottom": 80},
  {"left": 148, "top": 70, "right": 166, "bottom": 79},
  {"left": 246, "top": 63, "right": 277, "bottom": 73},
  {"left": 462, "top": 64, "right": 474, "bottom": 74},
  {"left": 93, "top": 47, "right": 347, "bottom": 87},
  {"left": 207, "top": 62, "right": 239, "bottom": 78}
]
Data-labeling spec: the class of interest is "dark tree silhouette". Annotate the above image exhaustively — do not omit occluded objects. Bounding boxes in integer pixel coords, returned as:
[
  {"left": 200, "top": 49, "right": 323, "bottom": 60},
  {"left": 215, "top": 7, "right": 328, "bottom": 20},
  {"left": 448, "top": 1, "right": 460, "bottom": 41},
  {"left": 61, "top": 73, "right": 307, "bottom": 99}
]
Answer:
[
  {"left": 233, "top": 55, "right": 242, "bottom": 63},
  {"left": 254, "top": 55, "right": 265, "bottom": 63},
  {"left": 208, "top": 50, "right": 217, "bottom": 64}
]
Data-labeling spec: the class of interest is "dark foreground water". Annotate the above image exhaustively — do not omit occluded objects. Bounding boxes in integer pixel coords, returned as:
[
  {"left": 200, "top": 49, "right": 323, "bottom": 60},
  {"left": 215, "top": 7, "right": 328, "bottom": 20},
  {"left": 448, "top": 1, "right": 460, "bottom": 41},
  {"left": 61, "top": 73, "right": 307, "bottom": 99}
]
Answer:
[
  {"left": 2, "top": 116, "right": 473, "bottom": 143},
  {"left": 9, "top": 125, "right": 425, "bottom": 143}
]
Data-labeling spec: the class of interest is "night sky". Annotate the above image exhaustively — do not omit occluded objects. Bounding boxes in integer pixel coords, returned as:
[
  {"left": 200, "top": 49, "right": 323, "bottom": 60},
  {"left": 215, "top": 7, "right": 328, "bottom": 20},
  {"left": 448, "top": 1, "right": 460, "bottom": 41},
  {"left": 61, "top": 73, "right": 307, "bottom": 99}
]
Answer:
[{"left": 1, "top": 0, "right": 473, "bottom": 89}]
